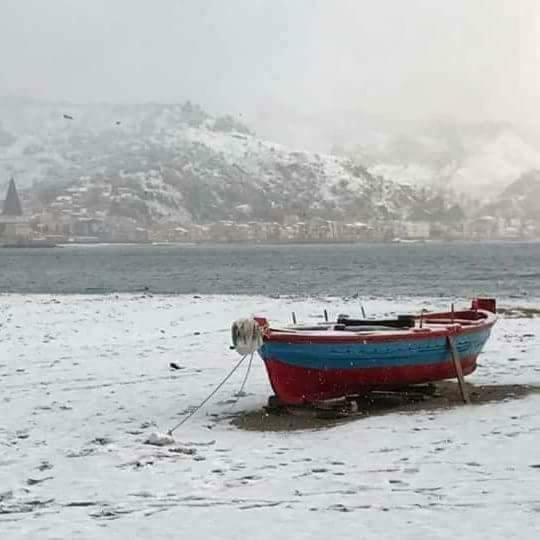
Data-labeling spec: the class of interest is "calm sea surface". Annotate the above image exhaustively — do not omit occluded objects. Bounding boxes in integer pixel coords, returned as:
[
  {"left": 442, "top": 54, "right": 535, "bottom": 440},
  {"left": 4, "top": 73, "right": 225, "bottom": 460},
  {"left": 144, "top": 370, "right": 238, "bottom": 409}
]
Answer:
[{"left": 1, "top": 241, "right": 539, "bottom": 298}]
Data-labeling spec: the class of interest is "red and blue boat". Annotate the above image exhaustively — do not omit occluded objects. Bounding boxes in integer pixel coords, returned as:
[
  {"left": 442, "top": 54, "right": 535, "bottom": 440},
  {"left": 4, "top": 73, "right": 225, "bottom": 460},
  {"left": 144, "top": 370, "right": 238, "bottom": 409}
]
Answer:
[{"left": 248, "top": 298, "right": 497, "bottom": 406}]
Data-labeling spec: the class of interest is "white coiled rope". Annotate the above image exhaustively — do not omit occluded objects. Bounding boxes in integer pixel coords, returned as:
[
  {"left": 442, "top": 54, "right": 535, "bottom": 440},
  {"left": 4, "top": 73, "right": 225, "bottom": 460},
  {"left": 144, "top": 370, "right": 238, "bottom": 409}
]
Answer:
[{"left": 231, "top": 318, "right": 264, "bottom": 355}]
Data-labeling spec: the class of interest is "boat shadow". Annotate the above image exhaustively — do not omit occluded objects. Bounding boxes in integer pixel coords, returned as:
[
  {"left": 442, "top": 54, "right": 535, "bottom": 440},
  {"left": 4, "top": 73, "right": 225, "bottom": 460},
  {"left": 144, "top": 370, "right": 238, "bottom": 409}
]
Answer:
[{"left": 228, "top": 381, "right": 540, "bottom": 432}]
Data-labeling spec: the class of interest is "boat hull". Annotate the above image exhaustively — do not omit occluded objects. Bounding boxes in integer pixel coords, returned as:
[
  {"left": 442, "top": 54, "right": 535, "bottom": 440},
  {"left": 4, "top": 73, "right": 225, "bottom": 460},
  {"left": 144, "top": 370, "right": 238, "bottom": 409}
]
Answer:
[{"left": 259, "top": 326, "right": 493, "bottom": 405}]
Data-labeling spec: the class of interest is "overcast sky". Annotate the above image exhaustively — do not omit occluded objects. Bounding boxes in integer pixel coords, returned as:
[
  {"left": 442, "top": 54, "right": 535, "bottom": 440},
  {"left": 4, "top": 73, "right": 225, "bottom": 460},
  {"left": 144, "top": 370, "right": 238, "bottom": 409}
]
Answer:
[{"left": 1, "top": 0, "right": 539, "bottom": 129}]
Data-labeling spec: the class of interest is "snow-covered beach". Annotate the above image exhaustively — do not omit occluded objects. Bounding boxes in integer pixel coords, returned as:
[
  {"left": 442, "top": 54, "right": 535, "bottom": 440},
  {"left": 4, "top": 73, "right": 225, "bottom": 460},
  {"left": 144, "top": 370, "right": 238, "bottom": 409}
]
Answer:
[{"left": 1, "top": 294, "right": 540, "bottom": 539}]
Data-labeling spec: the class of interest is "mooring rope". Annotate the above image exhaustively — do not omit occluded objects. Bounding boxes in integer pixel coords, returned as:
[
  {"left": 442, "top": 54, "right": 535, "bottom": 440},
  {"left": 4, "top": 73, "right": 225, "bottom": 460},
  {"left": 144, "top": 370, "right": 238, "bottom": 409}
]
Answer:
[
  {"left": 236, "top": 352, "right": 254, "bottom": 396},
  {"left": 166, "top": 353, "right": 249, "bottom": 436},
  {"left": 166, "top": 318, "right": 263, "bottom": 436}
]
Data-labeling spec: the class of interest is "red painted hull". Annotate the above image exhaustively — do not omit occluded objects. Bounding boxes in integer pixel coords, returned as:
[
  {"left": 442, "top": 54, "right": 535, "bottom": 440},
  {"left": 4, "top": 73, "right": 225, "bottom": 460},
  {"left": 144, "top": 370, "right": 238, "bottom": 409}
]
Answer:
[{"left": 263, "top": 355, "right": 478, "bottom": 405}]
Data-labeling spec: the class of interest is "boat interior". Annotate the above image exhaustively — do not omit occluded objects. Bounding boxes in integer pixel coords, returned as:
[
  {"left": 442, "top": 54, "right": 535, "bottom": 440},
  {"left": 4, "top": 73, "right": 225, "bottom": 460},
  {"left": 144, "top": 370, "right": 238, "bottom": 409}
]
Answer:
[{"left": 271, "top": 308, "right": 491, "bottom": 334}]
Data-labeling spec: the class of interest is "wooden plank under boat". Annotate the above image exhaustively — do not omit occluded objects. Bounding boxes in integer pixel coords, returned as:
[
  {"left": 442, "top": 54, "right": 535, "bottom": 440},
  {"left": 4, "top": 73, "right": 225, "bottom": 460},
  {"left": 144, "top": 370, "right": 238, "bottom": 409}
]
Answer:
[{"left": 249, "top": 298, "right": 497, "bottom": 406}]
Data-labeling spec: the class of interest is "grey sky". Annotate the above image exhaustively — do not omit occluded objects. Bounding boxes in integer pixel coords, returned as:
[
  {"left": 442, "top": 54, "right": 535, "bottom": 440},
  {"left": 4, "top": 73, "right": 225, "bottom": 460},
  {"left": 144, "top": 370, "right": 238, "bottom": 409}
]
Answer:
[{"left": 1, "top": 0, "right": 539, "bottom": 129}]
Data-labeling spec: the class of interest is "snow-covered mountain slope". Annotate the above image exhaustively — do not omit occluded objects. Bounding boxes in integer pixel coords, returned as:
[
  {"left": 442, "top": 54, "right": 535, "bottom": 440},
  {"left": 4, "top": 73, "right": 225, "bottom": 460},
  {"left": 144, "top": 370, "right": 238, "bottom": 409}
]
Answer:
[
  {"left": 0, "top": 98, "right": 456, "bottom": 224},
  {"left": 344, "top": 122, "right": 540, "bottom": 202},
  {"left": 482, "top": 169, "right": 540, "bottom": 221}
]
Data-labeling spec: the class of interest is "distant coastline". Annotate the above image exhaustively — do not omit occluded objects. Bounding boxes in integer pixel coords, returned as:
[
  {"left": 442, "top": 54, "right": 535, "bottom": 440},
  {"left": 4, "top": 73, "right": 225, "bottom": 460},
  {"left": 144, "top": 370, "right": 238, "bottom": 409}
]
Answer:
[{"left": 3, "top": 237, "right": 536, "bottom": 249}]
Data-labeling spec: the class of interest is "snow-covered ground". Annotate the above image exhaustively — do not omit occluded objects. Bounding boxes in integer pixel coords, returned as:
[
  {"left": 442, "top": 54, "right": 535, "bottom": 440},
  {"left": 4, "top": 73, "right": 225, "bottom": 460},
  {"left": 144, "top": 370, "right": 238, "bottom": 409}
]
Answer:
[{"left": 1, "top": 294, "right": 540, "bottom": 539}]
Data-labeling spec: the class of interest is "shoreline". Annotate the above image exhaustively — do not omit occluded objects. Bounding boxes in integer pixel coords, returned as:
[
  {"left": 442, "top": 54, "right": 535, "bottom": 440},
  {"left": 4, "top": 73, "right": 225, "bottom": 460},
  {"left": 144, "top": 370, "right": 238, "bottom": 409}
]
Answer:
[{"left": 2, "top": 237, "right": 539, "bottom": 249}]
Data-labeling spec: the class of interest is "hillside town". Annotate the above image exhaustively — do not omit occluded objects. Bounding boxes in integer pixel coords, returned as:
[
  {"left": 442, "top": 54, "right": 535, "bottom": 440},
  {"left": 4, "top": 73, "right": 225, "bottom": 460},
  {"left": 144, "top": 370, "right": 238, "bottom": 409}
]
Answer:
[{"left": 1, "top": 177, "right": 538, "bottom": 246}]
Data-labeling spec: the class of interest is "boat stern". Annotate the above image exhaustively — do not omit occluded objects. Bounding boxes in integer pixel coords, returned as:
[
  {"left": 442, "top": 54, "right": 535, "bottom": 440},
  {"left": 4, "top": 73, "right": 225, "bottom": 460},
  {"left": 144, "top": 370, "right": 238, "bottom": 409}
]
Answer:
[{"left": 472, "top": 297, "right": 497, "bottom": 314}]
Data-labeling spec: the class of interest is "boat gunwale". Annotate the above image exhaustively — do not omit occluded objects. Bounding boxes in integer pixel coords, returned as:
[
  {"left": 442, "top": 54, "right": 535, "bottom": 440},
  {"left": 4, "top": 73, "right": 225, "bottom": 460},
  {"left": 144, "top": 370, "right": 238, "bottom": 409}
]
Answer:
[{"left": 261, "top": 309, "right": 497, "bottom": 345}]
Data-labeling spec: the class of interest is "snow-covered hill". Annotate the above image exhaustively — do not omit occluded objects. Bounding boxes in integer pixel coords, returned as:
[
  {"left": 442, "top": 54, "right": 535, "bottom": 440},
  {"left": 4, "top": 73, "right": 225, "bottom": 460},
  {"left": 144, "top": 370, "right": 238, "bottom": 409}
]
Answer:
[
  {"left": 343, "top": 122, "right": 540, "bottom": 202},
  {"left": 482, "top": 169, "right": 540, "bottom": 221},
  {"left": 0, "top": 98, "right": 456, "bottom": 225}
]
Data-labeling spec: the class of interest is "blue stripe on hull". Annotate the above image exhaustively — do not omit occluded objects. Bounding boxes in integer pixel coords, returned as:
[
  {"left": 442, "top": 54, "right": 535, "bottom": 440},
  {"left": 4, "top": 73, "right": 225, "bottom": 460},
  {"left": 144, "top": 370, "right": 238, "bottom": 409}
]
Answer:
[{"left": 260, "top": 328, "right": 492, "bottom": 370}]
